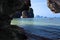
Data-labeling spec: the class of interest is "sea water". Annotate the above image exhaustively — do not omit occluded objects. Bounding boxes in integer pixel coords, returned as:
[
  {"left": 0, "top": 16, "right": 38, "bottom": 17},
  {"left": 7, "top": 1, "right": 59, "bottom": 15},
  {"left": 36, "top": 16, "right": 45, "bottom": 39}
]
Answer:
[
  {"left": 11, "top": 18, "right": 60, "bottom": 26},
  {"left": 11, "top": 18, "right": 60, "bottom": 40}
]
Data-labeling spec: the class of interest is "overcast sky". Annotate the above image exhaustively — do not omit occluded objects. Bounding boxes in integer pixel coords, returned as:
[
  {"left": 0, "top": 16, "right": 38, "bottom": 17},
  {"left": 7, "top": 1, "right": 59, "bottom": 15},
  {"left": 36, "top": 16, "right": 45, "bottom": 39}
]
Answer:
[{"left": 31, "top": 0, "right": 60, "bottom": 17}]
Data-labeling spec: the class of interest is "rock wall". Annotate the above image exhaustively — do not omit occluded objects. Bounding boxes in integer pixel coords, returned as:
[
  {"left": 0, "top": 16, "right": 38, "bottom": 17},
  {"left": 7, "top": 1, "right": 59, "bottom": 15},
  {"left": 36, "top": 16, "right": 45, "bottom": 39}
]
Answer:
[{"left": 0, "top": 0, "right": 28, "bottom": 40}]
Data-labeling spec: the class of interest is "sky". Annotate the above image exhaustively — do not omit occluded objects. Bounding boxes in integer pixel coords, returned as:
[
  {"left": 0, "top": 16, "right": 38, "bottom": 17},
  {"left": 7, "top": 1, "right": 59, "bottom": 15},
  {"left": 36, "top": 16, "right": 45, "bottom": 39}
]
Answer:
[{"left": 31, "top": 0, "right": 60, "bottom": 17}]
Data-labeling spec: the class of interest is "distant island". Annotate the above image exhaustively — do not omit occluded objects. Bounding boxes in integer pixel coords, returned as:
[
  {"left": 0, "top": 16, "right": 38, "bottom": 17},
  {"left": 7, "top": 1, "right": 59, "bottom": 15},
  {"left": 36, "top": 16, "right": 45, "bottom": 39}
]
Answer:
[
  {"left": 35, "top": 15, "right": 43, "bottom": 18},
  {"left": 35, "top": 15, "right": 58, "bottom": 18}
]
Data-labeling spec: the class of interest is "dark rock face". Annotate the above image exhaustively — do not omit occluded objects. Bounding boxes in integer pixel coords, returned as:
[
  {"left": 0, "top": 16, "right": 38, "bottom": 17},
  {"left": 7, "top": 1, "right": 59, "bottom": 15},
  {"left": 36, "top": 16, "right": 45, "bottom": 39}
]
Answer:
[
  {"left": 22, "top": 0, "right": 34, "bottom": 18},
  {"left": 12, "top": 0, "right": 34, "bottom": 18},
  {"left": 0, "top": 0, "right": 27, "bottom": 40},
  {"left": 28, "top": 8, "right": 34, "bottom": 18},
  {"left": 22, "top": 8, "right": 34, "bottom": 18},
  {"left": 47, "top": 0, "right": 60, "bottom": 13},
  {"left": 12, "top": 11, "right": 22, "bottom": 18}
]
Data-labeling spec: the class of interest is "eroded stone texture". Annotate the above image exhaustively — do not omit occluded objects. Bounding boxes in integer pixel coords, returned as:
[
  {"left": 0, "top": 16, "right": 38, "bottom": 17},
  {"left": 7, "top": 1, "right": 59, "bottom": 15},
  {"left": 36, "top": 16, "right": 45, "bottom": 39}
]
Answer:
[{"left": 47, "top": 0, "right": 60, "bottom": 13}]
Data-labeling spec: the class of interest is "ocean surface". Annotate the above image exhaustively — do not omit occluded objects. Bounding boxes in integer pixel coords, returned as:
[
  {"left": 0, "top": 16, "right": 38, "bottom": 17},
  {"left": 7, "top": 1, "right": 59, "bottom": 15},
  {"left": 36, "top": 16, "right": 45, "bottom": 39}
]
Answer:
[{"left": 11, "top": 18, "right": 60, "bottom": 40}]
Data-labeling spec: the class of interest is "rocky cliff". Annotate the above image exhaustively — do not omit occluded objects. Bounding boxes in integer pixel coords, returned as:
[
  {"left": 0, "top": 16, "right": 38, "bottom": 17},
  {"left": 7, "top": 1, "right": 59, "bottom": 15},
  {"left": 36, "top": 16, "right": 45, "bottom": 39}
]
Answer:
[{"left": 47, "top": 0, "right": 60, "bottom": 13}]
